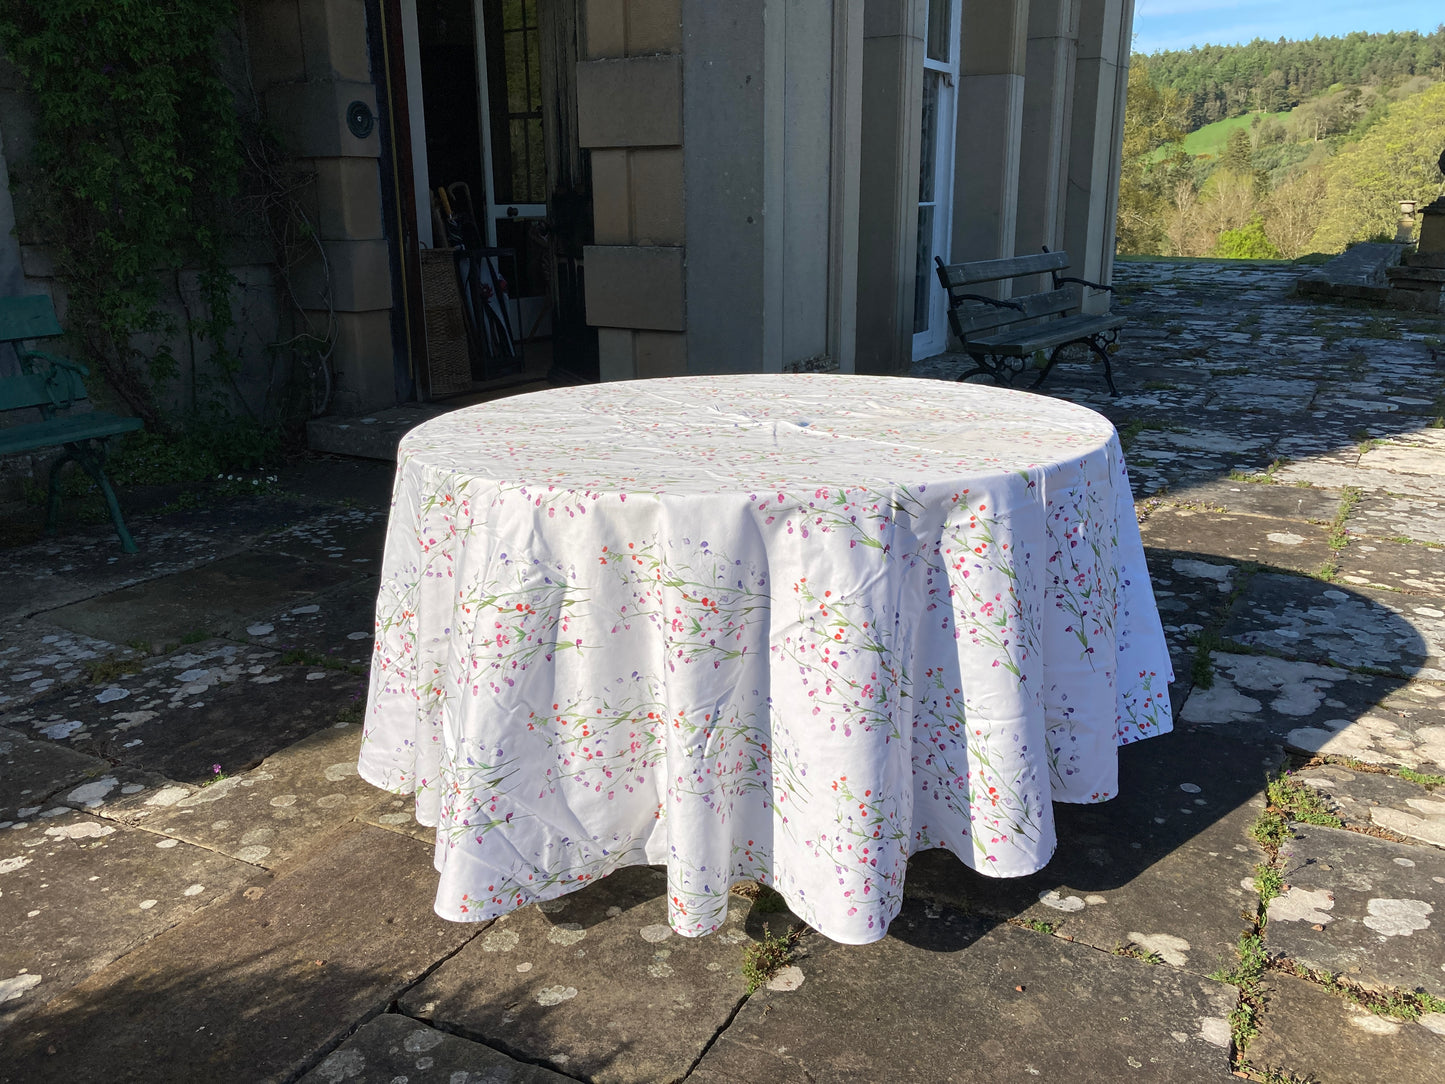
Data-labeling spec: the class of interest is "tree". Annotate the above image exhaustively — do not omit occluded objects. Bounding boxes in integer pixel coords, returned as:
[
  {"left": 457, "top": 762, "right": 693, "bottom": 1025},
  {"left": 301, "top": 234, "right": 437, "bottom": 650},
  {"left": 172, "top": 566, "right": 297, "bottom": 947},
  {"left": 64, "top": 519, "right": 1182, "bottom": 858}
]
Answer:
[
  {"left": 1221, "top": 128, "right": 1254, "bottom": 173},
  {"left": 1116, "top": 60, "right": 1188, "bottom": 254},
  {"left": 1312, "top": 81, "right": 1445, "bottom": 250},
  {"left": 1264, "top": 170, "right": 1328, "bottom": 258},
  {"left": 1213, "top": 215, "right": 1283, "bottom": 258}
]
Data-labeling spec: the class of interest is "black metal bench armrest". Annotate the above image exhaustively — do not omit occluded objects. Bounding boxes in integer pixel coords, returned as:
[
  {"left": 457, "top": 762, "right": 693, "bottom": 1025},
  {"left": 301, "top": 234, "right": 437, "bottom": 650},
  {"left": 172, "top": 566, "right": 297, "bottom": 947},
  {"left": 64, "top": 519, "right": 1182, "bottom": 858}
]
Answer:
[{"left": 1050, "top": 274, "right": 1114, "bottom": 294}]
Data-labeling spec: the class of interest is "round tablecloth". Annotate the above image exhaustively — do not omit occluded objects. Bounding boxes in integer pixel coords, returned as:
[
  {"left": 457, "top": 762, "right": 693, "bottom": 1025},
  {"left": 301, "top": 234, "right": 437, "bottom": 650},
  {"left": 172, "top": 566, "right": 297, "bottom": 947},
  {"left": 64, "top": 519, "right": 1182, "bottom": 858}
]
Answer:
[{"left": 359, "top": 374, "right": 1173, "bottom": 944}]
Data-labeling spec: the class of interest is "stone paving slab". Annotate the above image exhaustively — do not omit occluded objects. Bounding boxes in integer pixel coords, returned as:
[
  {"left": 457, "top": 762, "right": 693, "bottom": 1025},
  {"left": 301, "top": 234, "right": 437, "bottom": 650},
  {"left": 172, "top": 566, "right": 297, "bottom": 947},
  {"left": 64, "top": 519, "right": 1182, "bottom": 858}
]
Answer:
[
  {"left": 358, "top": 791, "right": 436, "bottom": 845},
  {"left": 301, "top": 1014, "right": 573, "bottom": 1084},
  {"left": 0, "top": 809, "right": 255, "bottom": 1032},
  {"left": 42, "top": 551, "right": 359, "bottom": 651},
  {"left": 0, "top": 826, "right": 477, "bottom": 1082},
  {"left": 688, "top": 897, "right": 1237, "bottom": 1083},
  {"left": 1296, "top": 765, "right": 1445, "bottom": 849},
  {"left": 1144, "top": 552, "right": 1236, "bottom": 674},
  {"left": 401, "top": 865, "right": 784, "bottom": 1084},
  {"left": 0, "top": 622, "right": 142, "bottom": 711},
  {"left": 1221, "top": 574, "right": 1445, "bottom": 679},
  {"left": 0, "top": 522, "right": 232, "bottom": 626},
  {"left": 237, "top": 578, "right": 380, "bottom": 662},
  {"left": 906, "top": 728, "right": 1273, "bottom": 981},
  {"left": 1266, "top": 824, "right": 1445, "bottom": 993},
  {"left": 1154, "top": 479, "right": 1341, "bottom": 523},
  {"left": 1140, "top": 508, "right": 1335, "bottom": 574},
  {"left": 0, "top": 725, "right": 108, "bottom": 823},
  {"left": 102, "top": 722, "right": 373, "bottom": 872},
  {"left": 3, "top": 645, "right": 363, "bottom": 785},
  {"left": 1246, "top": 973, "right": 1445, "bottom": 1084},
  {"left": 251, "top": 505, "right": 388, "bottom": 573},
  {"left": 1352, "top": 494, "right": 1445, "bottom": 546},
  {"left": 1337, "top": 536, "right": 1445, "bottom": 596}
]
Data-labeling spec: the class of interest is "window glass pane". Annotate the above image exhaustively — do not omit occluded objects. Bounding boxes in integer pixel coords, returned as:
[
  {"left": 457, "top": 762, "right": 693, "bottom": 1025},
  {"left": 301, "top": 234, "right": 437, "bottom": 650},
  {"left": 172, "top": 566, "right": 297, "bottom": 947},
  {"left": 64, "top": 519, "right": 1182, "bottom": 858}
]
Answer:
[
  {"left": 527, "top": 27, "right": 542, "bottom": 111},
  {"left": 914, "top": 206, "right": 935, "bottom": 335},
  {"left": 502, "top": 0, "right": 523, "bottom": 31},
  {"left": 927, "top": 0, "right": 952, "bottom": 63},
  {"left": 505, "top": 31, "right": 528, "bottom": 112},
  {"left": 918, "top": 71, "right": 939, "bottom": 204}
]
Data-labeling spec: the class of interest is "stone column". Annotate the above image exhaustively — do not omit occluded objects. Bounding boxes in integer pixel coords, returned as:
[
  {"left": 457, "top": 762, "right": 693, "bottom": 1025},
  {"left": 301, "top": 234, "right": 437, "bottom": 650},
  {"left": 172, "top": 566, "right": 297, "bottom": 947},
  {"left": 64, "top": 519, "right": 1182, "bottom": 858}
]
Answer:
[
  {"left": 853, "top": 1, "right": 926, "bottom": 375},
  {"left": 1062, "top": 0, "right": 1131, "bottom": 313},
  {"left": 1015, "top": 0, "right": 1077, "bottom": 288},
  {"left": 578, "top": 0, "right": 686, "bottom": 381},
  {"left": 950, "top": 0, "right": 1029, "bottom": 288},
  {"left": 250, "top": 0, "right": 397, "bottom": 413},
  {"left": 678, "top": 0, "right": 861, "bottom": 376}
]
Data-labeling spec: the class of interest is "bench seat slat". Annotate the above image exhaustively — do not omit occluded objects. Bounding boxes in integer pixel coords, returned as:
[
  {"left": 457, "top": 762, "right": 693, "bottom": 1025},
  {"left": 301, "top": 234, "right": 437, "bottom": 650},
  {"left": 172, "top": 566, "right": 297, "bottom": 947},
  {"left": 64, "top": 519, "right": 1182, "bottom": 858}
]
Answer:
[
  {"left": 0, "top": 411, "right": 142, "bottom": 455},
  {"left": 967, "top": 312, "right": 1126, "bottom": 355}
]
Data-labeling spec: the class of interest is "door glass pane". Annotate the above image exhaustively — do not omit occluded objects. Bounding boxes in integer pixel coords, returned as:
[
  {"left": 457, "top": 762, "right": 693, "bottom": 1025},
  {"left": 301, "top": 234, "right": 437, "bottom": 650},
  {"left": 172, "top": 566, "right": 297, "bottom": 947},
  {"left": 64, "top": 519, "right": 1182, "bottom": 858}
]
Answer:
[
  {"left": 927, "top": 0, "right": 953, "bottom": 63},
  {"left": 914, "top": 206, "right": 935, "bottom": 335},
  {"left": 918, "top": 71, "right": 940, "bottom": 203},
  {"left": 485, "top": 0, "right": 546, "bottom": 205}
]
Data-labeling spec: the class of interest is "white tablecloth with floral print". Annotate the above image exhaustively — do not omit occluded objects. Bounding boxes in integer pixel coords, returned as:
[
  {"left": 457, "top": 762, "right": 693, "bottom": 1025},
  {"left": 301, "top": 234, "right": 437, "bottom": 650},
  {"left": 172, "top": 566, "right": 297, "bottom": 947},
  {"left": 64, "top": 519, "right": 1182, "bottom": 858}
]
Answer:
[{"left": 359, "top": 374, "right": 1173, "bottom": 944}]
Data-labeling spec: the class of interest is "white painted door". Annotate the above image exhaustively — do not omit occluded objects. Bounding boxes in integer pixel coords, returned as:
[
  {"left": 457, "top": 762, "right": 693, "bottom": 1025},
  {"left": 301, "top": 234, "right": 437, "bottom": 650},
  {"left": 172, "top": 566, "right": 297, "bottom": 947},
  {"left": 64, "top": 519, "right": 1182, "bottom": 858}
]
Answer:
[
  {"left": 475, "top": 0, "right": 550, "bottom": 338},
  {"left": 911, "top": 0, "right": 961, "bottom": 361}
]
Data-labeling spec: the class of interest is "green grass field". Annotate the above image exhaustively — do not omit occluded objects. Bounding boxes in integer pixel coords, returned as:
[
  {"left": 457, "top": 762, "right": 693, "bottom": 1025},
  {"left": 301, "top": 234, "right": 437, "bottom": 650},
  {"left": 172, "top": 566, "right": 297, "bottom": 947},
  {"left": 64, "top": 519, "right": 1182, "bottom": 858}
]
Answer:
[{"left": 1151, "top": 109, "right": 1294, "bottom": 161}]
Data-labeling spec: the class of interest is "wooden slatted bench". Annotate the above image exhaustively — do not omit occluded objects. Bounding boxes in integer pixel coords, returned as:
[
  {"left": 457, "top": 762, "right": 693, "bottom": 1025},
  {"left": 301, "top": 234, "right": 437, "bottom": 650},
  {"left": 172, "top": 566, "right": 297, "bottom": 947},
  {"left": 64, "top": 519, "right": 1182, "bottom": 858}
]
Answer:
[
  {"left": 0, "top": 295, "right": 143, "bottom": 552},
  {"left": 933, "top": 248, "right": 1125, "bottom": 396}
]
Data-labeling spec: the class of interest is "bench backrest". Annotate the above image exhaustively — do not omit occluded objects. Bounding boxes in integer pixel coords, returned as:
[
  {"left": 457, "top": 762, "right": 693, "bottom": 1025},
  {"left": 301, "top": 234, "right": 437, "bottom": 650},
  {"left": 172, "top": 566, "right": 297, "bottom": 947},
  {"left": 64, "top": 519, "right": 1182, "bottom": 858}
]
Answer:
[
  {"left": 934, "top": 250, "right": 1069, "bottom": 289},
  {"left": 0, "top": 294, "right": 64, "bottom": 345}
]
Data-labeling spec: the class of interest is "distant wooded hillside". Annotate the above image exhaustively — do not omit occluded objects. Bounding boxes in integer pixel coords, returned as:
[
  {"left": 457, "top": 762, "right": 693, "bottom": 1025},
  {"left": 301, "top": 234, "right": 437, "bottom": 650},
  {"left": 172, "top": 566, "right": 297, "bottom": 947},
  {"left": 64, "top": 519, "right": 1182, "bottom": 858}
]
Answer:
[
  {"left": 1141, "top": 28, "right": 1445, "bottom": 128},
  {"left": 1118, "top": 29, "right": 1445, "bottom": 260}
]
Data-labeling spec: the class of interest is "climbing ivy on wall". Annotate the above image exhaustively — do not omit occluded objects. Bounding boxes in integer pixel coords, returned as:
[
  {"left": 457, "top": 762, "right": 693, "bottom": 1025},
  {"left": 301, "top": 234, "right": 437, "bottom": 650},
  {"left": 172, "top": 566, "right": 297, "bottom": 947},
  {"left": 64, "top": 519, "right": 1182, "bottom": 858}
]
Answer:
[{"left": 0, "top": 0, "right": 243, "bottom": 428}]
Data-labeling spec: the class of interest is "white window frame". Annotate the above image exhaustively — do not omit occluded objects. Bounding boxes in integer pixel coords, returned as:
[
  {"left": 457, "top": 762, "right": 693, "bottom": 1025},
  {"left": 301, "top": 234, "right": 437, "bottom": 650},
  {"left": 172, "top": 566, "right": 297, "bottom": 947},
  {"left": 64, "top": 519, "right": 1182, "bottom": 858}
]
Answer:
[{"left": 911, "top": 0, "right": 962, "bottom": 362}]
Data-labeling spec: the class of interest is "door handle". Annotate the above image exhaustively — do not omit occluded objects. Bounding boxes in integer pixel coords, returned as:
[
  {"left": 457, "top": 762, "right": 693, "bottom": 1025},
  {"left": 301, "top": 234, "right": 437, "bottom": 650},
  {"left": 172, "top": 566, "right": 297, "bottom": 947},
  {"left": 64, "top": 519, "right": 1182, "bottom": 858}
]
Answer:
[{"left": 506, "top": 206, "right": 520, "bottom": 217}]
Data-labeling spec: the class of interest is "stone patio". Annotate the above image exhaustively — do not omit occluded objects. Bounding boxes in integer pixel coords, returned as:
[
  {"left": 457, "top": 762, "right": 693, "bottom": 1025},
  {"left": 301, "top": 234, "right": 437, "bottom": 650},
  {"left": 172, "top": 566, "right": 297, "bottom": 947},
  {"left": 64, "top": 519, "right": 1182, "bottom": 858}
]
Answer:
[{"left": 3, "top": 257, "right": 1444, "bottom": 1081}]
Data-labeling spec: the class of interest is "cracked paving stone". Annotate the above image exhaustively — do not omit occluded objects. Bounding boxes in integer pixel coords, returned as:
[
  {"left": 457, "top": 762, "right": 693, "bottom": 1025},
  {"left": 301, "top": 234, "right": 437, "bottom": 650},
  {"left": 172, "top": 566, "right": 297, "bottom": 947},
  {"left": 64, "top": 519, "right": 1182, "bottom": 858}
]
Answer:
[
  {"left": 1220, "top": 574, "right": 1445, "bottom": 680},
  {"left": 0, "top": 725, "right": 110, "bottom": 823},
  {"left": 1140, "top": 510, "right": 1334, "bottom": 575},
  {"left": 0, "top": 809, "right": 254, "bottom": 1032},
  {"left": 689, "top": 896, "right": 1237, "bottom": 1083},
  {"left": 99, "top": 723, "right": 374, "bottom": 870},
  {"left": 299, "top": 1014, "right": 572, "bottom": 1084},
  {"left": 1267, "top": 824, "right": 1445, "bottom": 993},
  {"left": 1246, "top": 973, "right": 1445, "bottom": 1084},
  {"left": 41, "top": 551, "right": 357, "bottom": 651},
  {"left": 0, "top": 827, "right": 475, "bottom": 1083},
  {"left": 907, "top": 728, "right": 1272, "bottom": 981},
  {"left": 400, "top": 865, "right": 788, "bottom": 1084},
  {"left": 1296, "top": 765, "right": 1445, "bottom": 849},
  {"left": 357, "top": 793, "right": 436, "bottom": 845}
]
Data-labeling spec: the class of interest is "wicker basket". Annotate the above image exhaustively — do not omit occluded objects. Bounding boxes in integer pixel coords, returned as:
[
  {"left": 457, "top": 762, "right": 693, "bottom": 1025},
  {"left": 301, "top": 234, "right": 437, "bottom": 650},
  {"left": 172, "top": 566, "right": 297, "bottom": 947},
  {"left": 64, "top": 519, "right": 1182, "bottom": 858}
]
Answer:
[{"left": 419, "top": 248, "right": 473, "bottom": 398}]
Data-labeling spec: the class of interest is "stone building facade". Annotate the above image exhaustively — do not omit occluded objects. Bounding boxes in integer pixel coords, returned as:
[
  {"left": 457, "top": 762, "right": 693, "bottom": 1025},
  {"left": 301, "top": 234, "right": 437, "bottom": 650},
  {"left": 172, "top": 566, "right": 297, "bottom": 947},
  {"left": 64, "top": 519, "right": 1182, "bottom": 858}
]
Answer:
[{"left": 0, "top": 0, "right": 1133, "bottom": 415}]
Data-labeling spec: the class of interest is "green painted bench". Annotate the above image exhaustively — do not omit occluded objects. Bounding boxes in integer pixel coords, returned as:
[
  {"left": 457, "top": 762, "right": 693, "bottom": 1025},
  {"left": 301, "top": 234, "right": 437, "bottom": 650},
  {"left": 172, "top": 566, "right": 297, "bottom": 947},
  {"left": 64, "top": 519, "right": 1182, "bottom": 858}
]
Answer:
[{"left": 0, "top": 295, "right": 143, "bottom": 552}]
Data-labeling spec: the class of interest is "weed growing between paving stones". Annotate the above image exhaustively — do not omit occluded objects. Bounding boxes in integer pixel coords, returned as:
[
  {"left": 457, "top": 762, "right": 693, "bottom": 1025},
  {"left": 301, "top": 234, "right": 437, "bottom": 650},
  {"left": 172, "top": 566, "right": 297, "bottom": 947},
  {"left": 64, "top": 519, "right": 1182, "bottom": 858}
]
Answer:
[
  {"left": 1264, "top": 772, "right": 1343, "bottom": 830},
  {"left": 1111, "top": 941, "right": 1163, "bottom": 965},
  {"left": 742, "top": 928, "right": 798, "bottom": 994},
  {"left": 1398, "top": 767, "right": 1445, "bottom": 788},
  {"left": 85, "top": 654, "right": 144, "bottom": 684},
  {"left": 1274, "top": 957, "right": 1445, "bottom": 1024},
  {"left": 278, "top": 647, "right": 369, "bottom": 677},
  {"left": 1315, "top": 486, "right": 1361, "bottom": 581},
  {"left": 1188, "top": 566, "right": 1260, "bottom": 691},
  {"left": 1010, "top": 917, "right": 1058, "bottom": 935}
]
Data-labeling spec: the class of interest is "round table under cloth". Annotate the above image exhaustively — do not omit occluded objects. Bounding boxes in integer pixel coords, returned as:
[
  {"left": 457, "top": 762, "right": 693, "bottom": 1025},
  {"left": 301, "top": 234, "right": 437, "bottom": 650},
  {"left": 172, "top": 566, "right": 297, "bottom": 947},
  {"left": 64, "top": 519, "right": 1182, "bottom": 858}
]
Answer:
[{"left": 359, "top": 374, "right": 1174, "bottom": 944}]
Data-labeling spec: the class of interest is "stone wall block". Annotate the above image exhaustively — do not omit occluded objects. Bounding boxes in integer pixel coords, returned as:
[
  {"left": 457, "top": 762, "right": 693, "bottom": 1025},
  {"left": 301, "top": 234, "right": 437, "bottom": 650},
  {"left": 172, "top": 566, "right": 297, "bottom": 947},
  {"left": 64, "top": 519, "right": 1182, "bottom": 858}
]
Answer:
[
  {"left": 629, "top": 148, "right": 684, "bottom": 245},
  {"left": 245, "top": 0, "right": 308, "bottom": 89},
  {"left": 264, "top": 81, "right": 380, "bottom": 159},
  {"left": 634, "top": 330, "right": 686, "bottom": 376},
  {"left": 589, "top": 149, "right": 631, "bottom": 245},
  {"left": 597, "top": 326, "right": 636, "bottom": 381},
  {"left": 313, "top": 157, "right": 384, "bottom": 241},
  {"left": 585, "top": 0, "right": 628, "bottom": 59},
  {"left": 292, "top": 239, "right": 393, "bottom": 312},
  {"left": 576, "top": 56, "right": 682, "bottom": 148},
  {"left": 320, "top": 308, "right": 396, "bottom": 413},
  {"left": 298, "top": 0, "right": 372, "bottom": 83},
  {"left": 626, "top": 0, "right": 683, "bottom": 55},
  {"left": 583, "top": 245, "right": 685, "bottom": 330}
]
